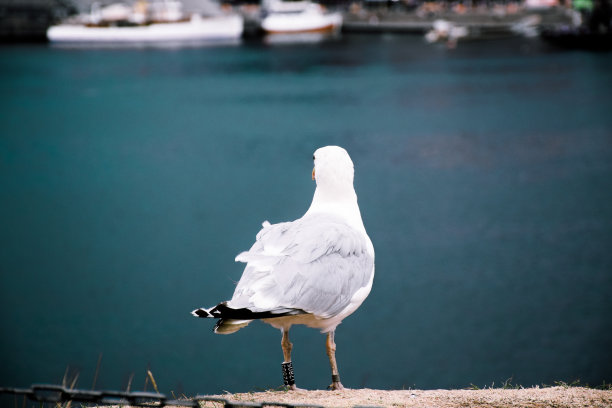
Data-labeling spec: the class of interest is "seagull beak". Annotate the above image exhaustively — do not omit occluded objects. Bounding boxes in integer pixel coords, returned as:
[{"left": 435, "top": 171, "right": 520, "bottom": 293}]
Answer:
[{"left": 312, "top": 168, "right": 315, "bottom": 180}]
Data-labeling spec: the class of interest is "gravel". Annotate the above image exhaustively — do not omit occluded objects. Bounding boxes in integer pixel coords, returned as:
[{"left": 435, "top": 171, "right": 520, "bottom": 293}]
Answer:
[{"left": 204, "top": 386, "right": 612, "bottom": 408}]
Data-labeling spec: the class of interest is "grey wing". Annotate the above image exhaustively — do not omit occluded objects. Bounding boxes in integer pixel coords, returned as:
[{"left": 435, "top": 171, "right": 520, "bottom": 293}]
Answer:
[{"left": 229, "top": 214, "right": 374, "bottom": 318}]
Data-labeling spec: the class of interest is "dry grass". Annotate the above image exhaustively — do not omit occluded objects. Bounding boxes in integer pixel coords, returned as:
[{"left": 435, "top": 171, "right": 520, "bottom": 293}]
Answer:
[{"left": 201, "top": 386, "right": 612, "bottom": 408}]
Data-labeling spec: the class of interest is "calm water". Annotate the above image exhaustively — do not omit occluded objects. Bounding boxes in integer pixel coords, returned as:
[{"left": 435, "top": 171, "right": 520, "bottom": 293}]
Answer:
[{"left": 1, "top": 35, "right": 611, "bottom": 396}]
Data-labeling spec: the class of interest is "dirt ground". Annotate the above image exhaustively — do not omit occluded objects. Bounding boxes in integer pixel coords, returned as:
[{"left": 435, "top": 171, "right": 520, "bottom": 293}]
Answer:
[{"left": 202, "top": 386, "right": 612, "bottom": 407}]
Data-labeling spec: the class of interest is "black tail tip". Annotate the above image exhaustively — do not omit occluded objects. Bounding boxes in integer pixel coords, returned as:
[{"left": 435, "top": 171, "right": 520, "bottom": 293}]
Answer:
[{"left": 191, "top": 308, "right": 210, "bottom": 318}]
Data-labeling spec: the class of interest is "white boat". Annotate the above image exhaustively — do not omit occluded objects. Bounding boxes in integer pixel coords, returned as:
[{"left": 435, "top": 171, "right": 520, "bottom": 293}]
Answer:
[
  {"left": 424, "top": 19, "right": 469, "bottom": 48},
  {"left": 47, "top": 1, "right": 243, "bottom": 44},
  {"left": 425, "top": 20, "right": 469, "bottom": 44},
  {"left": 261, "top": 0, "right": 342, "bottom": 34}
]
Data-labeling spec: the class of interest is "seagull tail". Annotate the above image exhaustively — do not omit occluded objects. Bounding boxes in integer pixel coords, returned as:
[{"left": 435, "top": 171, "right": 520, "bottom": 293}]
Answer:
[
  {"left": 191, "top": 303, "right": 253, "bottom": 335},
  {"left": 191, "top": 302, "right": 306, "bottom": 334},
  {"left": 191, "top": 307, "right": 215, "bottom": 318}
]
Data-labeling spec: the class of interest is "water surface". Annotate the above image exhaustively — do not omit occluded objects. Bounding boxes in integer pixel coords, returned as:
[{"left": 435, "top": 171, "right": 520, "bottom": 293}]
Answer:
[{"left": 1, "top": 35, "right": 611, "bottom": 395}]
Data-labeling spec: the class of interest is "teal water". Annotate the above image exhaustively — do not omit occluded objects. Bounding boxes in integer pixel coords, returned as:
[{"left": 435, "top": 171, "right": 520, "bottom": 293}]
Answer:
[{"left": 1, "top": 35, "right": 611, "bottom": 396}]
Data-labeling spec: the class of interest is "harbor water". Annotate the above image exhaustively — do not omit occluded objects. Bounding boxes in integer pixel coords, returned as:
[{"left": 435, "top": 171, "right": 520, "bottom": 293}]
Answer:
[{"left": 1, "top": 35, "right": 611, "bottom": 395}]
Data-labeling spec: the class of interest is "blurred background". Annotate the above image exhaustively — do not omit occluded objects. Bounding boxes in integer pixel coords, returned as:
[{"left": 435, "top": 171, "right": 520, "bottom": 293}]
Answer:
[{"left": 1, "top": 0, "right": 611, "bottom": 399}]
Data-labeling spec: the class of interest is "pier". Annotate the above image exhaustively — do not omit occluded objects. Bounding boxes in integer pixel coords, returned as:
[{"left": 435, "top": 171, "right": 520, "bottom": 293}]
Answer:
[{"left": 342, "top": 6, "right": 573, "bottom": 34}]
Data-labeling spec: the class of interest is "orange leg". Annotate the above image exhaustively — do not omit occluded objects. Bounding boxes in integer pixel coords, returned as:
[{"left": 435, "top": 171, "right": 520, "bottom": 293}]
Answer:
[
  {"left": 326, "top": 330, "right": 344, "bottom": 390},
  {"left": 282, "top": 329, "right": 293, "bottom": 362}
]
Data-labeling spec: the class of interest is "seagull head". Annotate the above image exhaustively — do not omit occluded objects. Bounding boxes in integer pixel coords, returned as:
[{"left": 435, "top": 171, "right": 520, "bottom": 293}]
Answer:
[
  {"left": 312, "top": 146, "right": 355, "bottom": 194},
  {"left": 307, "top": 146, "right": 365, "bottom": 231}
]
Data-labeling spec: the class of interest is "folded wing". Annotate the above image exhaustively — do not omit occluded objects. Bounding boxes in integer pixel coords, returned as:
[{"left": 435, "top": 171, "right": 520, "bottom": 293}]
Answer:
[{"left": 229, "top": 213, "right": 374, "bottom": 319}]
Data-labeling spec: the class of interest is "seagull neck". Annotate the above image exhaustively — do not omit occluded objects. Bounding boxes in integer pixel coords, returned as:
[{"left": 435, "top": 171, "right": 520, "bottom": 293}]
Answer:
[{"left": 305, "top": 187, "right": 366, "bottom": 232}]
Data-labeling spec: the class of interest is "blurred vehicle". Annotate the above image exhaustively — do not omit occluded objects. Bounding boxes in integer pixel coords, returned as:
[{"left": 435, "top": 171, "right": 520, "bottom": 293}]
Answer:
[
  {"left": 524, "top": 0, "right": 559, "bottom": 10},
  {"left": 261, "top": 0, "right": 342, "bottom": 34},
  {"left": 47, "top": 0, "right": 243, "bottom": 43}
]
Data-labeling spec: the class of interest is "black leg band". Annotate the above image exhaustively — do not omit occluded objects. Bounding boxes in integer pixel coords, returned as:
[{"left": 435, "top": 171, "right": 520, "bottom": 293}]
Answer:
[
  {"left": 331, "top": 374, "right": 341, "bottom": 383},
  {"left": 282, "top": 362, "right": 295, "bottom": 386}
]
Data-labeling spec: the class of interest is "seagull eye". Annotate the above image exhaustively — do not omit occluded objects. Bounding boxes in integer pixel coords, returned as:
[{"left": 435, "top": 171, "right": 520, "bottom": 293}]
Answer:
[{"left": 313, "top": 155, "right": 315, "bottom": 161}]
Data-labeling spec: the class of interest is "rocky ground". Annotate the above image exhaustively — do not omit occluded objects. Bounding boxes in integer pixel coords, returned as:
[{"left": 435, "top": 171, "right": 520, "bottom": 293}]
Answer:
[{"left": 202, "top": 386, "right": 612, "bottom": 408}]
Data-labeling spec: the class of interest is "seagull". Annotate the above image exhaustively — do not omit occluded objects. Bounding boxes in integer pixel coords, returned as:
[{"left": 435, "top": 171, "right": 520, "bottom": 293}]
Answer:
[{"left": 191, "top": 146, "right": 375, "bottom": 391}]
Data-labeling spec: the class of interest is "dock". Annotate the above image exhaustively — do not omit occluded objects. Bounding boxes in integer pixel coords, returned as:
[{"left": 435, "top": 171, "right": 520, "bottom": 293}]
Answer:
[{"left": 342, "top": 6, "right": 574, "bottom": 34}]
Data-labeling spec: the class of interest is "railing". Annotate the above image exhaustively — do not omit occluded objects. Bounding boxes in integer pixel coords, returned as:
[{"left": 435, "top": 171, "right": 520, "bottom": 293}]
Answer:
[{"left": 0, "top": 383, "right": 335, "bottom": 408}]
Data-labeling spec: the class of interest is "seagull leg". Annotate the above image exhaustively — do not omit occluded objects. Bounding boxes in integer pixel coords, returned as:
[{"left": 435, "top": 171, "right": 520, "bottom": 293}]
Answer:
[
  {"left": 281, "top": 328, "right": 298, "bottom": 390},
  {"left": 282, "top": 328, "right": 293, "bottom": 362},
  {"left": 326, "top": 330, "right": 345, "bottom": 390}
]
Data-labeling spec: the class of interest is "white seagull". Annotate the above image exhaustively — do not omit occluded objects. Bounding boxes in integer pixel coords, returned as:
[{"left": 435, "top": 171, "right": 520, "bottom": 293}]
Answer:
[{"left": 191, "top": 145, "right": 375, "bottom": 391}]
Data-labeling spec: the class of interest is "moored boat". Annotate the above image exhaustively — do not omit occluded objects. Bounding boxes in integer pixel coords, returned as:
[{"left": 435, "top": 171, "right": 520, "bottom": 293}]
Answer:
[
  {"left": 424, "top": 19, "right": 469, "bottom": 47},
  {"left": 261, "top": 0, "right": 342, "bottom": 34},
  {"left": 47, "top": 0, "right": 243, "bottom": 44}
]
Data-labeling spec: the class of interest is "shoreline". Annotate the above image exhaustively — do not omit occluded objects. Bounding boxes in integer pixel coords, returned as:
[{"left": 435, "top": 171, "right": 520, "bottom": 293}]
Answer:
[{"left": 2, "top": 3, "right": 574, "bottom": 43}]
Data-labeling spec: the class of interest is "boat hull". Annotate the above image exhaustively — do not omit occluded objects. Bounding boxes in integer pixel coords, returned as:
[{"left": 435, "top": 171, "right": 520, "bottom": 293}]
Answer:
[
  {"left": 47, "top": 15, "right": 243, "bottom": 43},
  {"left": 262, "top": 12, "right": 342, "bottom": 34}
]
